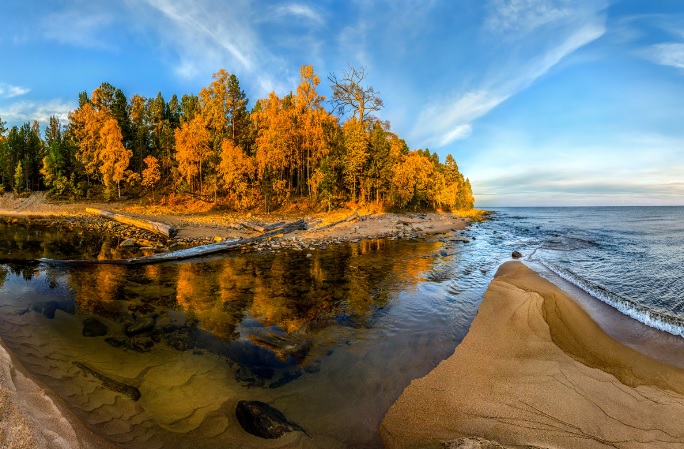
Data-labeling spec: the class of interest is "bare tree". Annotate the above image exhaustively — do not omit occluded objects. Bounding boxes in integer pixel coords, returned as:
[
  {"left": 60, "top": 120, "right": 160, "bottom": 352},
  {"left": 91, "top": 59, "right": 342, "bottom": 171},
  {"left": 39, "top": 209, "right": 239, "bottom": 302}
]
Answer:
[{"left": 328, "top": 63, "right": 384, "bottom": 123}]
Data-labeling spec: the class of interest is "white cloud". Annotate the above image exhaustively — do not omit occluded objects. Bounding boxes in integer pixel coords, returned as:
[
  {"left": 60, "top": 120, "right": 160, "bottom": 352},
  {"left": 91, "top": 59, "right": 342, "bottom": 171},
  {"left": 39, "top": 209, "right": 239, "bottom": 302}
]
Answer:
[
  {"left": 485, "top": 0, "right": 573, "bottom": 36},
  {"left": 0, "top": 83, "right": 30, "bottom": 99},
  {"left": 0, "top": 100, "right": 75, "bottom": 126},
  {"left": 411, "top": 1, "right": 606, "bottom": 148},
  {"left": 41, "top": 9, "right": 115, "bottom": 49},
  {"left": 642, "top": 42, "right": 684, "bottom": 71},
  {"left": 273, "top": 4, "right": 324, "bottom": 26}
]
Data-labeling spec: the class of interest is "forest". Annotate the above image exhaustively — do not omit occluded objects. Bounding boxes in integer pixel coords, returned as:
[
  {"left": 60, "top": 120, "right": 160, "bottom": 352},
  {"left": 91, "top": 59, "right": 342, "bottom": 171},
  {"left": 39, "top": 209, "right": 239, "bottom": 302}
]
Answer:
[{"left": 0, "top": 65, "right": 474, "bottom": 212}]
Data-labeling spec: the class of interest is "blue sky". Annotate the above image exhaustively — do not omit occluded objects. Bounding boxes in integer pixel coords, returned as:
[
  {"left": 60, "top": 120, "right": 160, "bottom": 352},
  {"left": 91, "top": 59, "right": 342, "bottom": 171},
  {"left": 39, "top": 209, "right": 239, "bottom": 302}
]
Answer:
[{"left": 1, "top": 0, "right": 683, "bottom": 206}]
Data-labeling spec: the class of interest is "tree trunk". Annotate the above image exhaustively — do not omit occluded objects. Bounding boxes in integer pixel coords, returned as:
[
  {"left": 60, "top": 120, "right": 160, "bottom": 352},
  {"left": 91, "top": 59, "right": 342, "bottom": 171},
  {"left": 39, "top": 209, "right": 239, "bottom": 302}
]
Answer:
[{"left": 86, "top": 208, "right": 177, "bottom": 238}]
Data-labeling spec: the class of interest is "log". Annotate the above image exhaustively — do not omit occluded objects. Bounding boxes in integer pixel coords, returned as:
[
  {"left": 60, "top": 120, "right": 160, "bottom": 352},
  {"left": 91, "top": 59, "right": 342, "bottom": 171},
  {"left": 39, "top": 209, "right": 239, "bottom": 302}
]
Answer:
[
  {"left": 239, "top": 221, "right": 267, "bottom": 233},
  {"left": 40, "top": 219, "right": 307, "bottom": 266},
  {"left": 86, "top": 208, "right": 178, "bottom": 239},
  {"left": 307, "top": 211, "right": 359, "bottom": 232}
]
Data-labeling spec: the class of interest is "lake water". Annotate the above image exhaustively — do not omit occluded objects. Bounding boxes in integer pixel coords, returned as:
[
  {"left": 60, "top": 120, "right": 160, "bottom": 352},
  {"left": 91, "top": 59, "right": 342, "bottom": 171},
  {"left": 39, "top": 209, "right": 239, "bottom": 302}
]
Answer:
[{"left": 0, "top": 207, "right": 682, "bottom": 448}]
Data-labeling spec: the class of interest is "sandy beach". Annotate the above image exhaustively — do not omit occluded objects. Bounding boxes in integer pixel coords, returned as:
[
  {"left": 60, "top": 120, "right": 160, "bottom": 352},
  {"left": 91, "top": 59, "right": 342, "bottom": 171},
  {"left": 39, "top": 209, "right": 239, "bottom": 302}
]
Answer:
[{"left": 380, "top": 261, "right": 684, "bottom": 448}]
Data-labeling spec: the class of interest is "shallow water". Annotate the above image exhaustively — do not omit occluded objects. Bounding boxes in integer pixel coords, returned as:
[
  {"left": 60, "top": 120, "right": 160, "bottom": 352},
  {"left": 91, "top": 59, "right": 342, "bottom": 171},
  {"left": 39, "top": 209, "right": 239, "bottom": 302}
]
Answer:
[
  {"left": 0, "top": 220, "right": 505, "bottom": 448},
  {"left": 2, "top": 207, "right": 683, "bottom": 448}
]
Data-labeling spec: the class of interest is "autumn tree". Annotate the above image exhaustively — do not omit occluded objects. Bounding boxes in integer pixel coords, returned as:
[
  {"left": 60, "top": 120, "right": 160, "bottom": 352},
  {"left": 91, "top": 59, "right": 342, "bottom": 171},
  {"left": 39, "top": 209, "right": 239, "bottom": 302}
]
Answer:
[
  {"left": 98, "top": 118, "right": 132, "bottom": 199},
  {"left": 218, "top": 139, "right": 256, "bottom": 209},
  {"left": 329, "top": 63, "right": 383, "bottom": 123},
  {"left": 174, "top": 115, "right": 211, "bottom": 193},
  {"left": 342, "top": 117, "right": 368, "bottom": 202}
]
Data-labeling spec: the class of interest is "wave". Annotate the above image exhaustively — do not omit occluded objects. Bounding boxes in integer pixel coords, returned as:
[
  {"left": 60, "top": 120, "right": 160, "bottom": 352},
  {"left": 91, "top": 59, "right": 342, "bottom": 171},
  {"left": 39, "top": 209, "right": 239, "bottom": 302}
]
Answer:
[{"left": 539, "top": 259, "right": 684, "bottom": 338}]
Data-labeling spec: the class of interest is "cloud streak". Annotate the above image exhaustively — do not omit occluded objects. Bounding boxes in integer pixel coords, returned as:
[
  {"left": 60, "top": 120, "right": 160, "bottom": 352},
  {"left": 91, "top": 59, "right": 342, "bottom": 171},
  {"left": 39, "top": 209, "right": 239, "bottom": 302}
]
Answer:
[
  {"left": 0, "top": 83, "right": 30, "bottom": 99},
  {"left": 642, "top": 42, "right": 684, "bottom": 70},
  {"left": 411, "top": 0, "right": 607, "bottom": 149},
  {"left": 0, "top": 99, "right": 75, "bottom": 126}
]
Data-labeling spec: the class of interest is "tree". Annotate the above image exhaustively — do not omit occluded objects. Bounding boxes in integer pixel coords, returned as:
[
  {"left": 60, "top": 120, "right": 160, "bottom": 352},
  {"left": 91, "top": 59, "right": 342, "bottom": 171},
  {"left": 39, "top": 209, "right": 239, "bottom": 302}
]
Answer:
[
  {"left": 329, "top": 63, "right": 383, "bottom": 123},
  {"left": 218, "top": 138, "right": 255, "bottom": 209},
  {"left": 13, "top": 162, "right": 23, "bottom": 194},
  {"left": 342, "top": 117, "right": 369, "bottom": 202},
  {"left": 98, "top": 118, "right": 132, "bottom": 199},
  {"left": 174, "top": 115, "right": 211, "bottom": 193}
]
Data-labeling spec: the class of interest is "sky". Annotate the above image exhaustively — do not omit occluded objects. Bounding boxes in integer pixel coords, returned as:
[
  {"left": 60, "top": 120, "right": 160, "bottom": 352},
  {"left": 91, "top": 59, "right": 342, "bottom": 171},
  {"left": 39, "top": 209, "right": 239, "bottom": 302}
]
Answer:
[{"left": 1, "top": 0, "right": 683, "bottom": 207}]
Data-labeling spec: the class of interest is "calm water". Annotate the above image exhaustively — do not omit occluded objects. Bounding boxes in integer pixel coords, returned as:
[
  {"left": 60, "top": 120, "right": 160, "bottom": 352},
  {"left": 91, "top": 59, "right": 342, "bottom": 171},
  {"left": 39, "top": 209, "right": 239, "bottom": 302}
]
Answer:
[{"left": 0, "top": 207, "right": 682, "bottom": 448}]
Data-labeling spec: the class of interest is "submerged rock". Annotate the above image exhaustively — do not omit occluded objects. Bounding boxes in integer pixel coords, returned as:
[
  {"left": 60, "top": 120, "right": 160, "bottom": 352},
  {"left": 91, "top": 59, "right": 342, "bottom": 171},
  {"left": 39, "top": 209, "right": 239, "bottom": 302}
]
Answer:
[
  {"left": 124, "top": 317, "right": 156, "bottom": 336},
  {"left": 82, "top": 317, "right": 108, "bottom": 337},
  {"left": 511, "top": 251, "right": 523, "bottom": 259},
  {"left": 73, "top": 361, "right": 141, "bottom": 401},
  {"left": 235, "top": 400, "right": 308, "bottom": 439}
]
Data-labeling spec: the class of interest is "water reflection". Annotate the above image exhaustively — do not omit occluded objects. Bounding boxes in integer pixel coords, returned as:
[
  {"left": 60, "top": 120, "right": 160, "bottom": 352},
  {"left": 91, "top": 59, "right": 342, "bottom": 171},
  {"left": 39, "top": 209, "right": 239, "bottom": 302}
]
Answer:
[{"left": 0, "top": 222, "right": 461, "bottom": 448}]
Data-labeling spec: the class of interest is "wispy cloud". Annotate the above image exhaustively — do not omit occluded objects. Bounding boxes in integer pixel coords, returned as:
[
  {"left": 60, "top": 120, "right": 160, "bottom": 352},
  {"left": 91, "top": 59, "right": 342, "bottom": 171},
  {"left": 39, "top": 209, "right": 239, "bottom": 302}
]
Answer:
[
  {"left": 41, "top": 9, "right": 116, "bottom": 50},
  {"left": 642, "top": 42, "right": 684, "bottom": 71},
  {"left": 485, "top": 0, "right": 573, "bottom": 37},
  {"left": 0, "top": 83, "right": 30, "bottom": 99},
  {"left": 0, "top": 100, "right": 75, "bottom": 126},
  {"left": 272, "top": 4, "right": 324, "bottom": 26},
  {"left": 412, "top": 0, "right": 606, "bottom": 148}
]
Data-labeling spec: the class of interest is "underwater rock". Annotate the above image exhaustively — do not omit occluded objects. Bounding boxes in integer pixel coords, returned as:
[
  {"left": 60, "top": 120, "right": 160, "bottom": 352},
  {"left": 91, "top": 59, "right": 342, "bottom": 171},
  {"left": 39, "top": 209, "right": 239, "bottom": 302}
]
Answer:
[
  {"left": 124, "top": 317, "right": 156, "bottom": 336},
  {"left": 105, "top": 337, "right": 128, "bottom": 348},
  {"left": 82, "top": 317, "right": 108, "bottom": 337},
  {"left": 512, "top": 251, "right": 523, "bottom": 259},
  {"left": 235, "top": 400, "right": 308, "bottom": 439},
  {"left": 127, "top": 337, "right": 155, "bottom": 352},
  {"left": 269, "top": 370, "right": 303, "bottom": 389},
  {"left": 73, "top": 361, "right": 141, "bottom": 401}
]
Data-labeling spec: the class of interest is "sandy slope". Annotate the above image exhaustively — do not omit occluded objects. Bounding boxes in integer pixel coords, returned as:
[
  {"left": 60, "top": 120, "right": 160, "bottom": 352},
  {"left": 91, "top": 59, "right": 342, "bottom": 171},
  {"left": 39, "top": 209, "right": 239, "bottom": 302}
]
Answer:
[{"left": 380, "top": 262, "right": 684, "bottom": 449}]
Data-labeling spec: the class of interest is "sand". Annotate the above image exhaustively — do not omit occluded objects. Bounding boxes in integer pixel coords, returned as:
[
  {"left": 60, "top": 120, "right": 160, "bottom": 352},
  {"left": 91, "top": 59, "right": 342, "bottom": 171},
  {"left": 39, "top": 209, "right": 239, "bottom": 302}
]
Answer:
[
  {"left": 380, "top": 261, "right": 684, "bottom": 449},
  {"left": 0, "top": 339, "right": 118, "bottom": 449}
]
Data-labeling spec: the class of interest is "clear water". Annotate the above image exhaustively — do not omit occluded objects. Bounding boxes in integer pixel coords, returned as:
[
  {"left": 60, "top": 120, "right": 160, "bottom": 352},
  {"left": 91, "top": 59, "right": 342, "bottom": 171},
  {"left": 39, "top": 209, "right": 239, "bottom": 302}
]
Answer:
[
  {"left": 489, "top": 207, "right": 684, "bottom": 337},
  {"left": 0, "top": 220, "right": 504, "bottom": 449},
  {"left": 0, "top": 207, "right": 682, "bottom": 448}
]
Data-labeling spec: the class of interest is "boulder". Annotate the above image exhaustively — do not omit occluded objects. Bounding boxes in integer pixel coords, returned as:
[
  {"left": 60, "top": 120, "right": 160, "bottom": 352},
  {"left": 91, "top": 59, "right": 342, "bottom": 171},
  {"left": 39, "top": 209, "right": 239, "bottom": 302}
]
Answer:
[
  {"left": 235, "top": 400, "right": 308, "bottom": 439},
  {"left": 82, "top": 317, "right": 108, "bottom": 337}
]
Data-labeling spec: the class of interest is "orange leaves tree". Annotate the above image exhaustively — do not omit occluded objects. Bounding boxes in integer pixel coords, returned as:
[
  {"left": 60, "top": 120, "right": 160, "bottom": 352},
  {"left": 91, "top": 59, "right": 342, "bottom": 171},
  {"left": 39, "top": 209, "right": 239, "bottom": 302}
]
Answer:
[{"left": 174, "top": 116, "right": 211, "bottom": 194}]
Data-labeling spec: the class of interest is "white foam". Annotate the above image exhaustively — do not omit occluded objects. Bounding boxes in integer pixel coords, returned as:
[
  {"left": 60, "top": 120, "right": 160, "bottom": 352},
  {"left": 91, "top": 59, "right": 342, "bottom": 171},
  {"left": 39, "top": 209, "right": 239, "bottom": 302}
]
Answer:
[{"left": 539, "top": 259, "right": 684, "bottom": 339}]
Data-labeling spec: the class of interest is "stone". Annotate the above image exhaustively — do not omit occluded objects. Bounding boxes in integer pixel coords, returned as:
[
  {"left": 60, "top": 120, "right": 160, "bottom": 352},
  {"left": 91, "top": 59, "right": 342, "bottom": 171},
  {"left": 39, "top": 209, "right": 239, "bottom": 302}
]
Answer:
[
  {"left": 235, "top": 400, "right": 308, "bottom": 439},
  {"left": 119, "top": 238, "right": 137, "bottom": 248},
  {"left": 124, "top": 317, "right": 156, "bottom": 336},
  {"left": 82, "top": 317, "right": 108, "bottom": 337},
  {"left": 511, "top": 251, "right": 523, "bottom": 259}
]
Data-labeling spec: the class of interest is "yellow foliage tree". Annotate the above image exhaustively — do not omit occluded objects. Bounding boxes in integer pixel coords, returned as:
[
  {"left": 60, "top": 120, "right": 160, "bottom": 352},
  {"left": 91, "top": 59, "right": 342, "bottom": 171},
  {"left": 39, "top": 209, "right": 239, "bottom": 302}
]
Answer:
[
  {"left": 98, "top": 118, "right": 132, "bottom": 198},
  {"left": 218, "top": 139, "right": 256, "bottom": 209},
  {"left": 174, "top": 116, "right": 211, "bottom": 193}
]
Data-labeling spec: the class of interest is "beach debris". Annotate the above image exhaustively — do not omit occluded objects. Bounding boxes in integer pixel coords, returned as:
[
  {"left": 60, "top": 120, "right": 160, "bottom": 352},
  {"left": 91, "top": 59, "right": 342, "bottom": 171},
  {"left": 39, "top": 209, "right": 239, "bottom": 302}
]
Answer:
[
  {"left": 82, "top": 317, "right": 108, "bottom": 337},
  {"left": 511, "top": 251, "right": 523, "bottom": 259},
  {"left": 235, "top": 400, "right": 308, "bottom": 439},
  {"left": 119, "top": 238, "right": 137, "bottom": 248},
  {"left": 73, "top": 361, "right": 141, "bottom": 401},
  {"left": 86, "top": 207, "right": 177, "bottom": 238},
  {"left": 443, "top": 436, "right": 508, "bottom": 449}
]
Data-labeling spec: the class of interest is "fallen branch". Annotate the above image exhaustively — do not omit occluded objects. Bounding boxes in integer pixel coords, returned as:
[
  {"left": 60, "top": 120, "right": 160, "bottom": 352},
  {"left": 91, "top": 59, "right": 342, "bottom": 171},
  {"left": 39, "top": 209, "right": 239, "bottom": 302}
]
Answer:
[
  {"left": 40, "top": 219, "right": 307, "bottom": 266},
  {"left": 86, "top": 208, "right": 177, "bottom": 239},
  {"left": 307, "top": 211, "right": 359, "bottom": 232}
]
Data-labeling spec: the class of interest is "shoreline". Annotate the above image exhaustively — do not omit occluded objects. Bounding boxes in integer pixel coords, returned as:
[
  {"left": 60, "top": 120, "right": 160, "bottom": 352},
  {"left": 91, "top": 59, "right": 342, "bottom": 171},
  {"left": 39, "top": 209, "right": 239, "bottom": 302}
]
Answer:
[
  {"left": 0, "top": 192, "right": 475, "bottom": 253},
  {"left": 380, "top": 261, "right": 684, "bottom": 448}
]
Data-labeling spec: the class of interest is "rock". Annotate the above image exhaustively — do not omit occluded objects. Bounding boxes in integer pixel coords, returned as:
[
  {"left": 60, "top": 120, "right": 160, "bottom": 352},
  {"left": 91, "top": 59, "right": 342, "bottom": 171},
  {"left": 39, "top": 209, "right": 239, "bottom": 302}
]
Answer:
[
  {"left": 439, "top": 250, "right": 449, "bottom": 257},
  {"left": 119, "top": 238, "right": 137, "bottom": 248},
  {"left": 82, "top": 317, "right": 108, "bottom": 337},
  {"left": 235, "top": 400, "right": 308, "bottom": 439},
  {"left": 269, "top": 370, "right": 303, "bottom": 389},
  {"left": 124, "top": 317, "right": 156, "bottom": 336},
  {"left": 213, "top": 236, "right": 223, "bottom": 242},
  {"left": 73, "top": 361, "right": 141, "bottom": 401},
  {"left": 511, "top": 251, "right": 523, "bottom": 259},
  {"left": 127, "top": 337, "right": 154, "bottom": 352},
  {"left": 105, "top": 337, "right": 128, "bottom": 348},
  {"left": 444, "top": 437, "right": 508, "bottom": 449}
]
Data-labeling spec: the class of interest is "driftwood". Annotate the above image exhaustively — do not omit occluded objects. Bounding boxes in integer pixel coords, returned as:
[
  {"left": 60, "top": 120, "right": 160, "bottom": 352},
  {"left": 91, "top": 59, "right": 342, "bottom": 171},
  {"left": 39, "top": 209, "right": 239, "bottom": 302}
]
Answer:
[
  {"left": 307, "top": 211, "right": 359, "bottom": 232},
  {"left": 40, "top": 219, "right": 307, "bottom": 266},
  {"left": 239, "top": 221, "right": 288, "bottom": 233},
  {"left": 86, "top": 208, "right": 177, "bottom": 239}
]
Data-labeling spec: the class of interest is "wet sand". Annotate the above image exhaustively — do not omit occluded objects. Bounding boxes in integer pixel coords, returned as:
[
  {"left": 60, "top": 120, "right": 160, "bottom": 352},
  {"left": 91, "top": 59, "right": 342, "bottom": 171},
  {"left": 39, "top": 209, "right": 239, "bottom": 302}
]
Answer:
[
  {"left": 0, "top": 339, "right": 118, "bottom": 449},
  {"left": 380, "top": 261, "right": 684, "bottom": 449}
]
